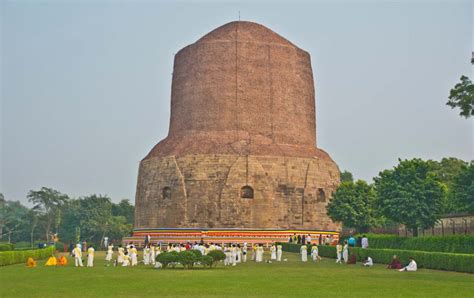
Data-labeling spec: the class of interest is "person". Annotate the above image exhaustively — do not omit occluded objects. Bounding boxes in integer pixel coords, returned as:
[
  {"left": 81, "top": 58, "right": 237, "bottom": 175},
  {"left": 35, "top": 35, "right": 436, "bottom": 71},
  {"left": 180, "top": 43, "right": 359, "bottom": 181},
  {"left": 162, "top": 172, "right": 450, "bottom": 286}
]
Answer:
[
  {"left": 270, "top": 244, "right": 277, "bottom": 260},
  {"left": 58, "top": 255, "right": 68, "bottom": 266},
  {"left": 145, "top": 235, "right": 151, "bottom": 247},
  {"left": 143, "top": 245, "right": 150, "bottom": 265},
  {"left": 361, "top": 235, "right": 369, "bottom": 249},
  {"left": 302, "top": 234, "right": 306, "bottom": 245},
  {"left": 224, "top": 246, "right": 231, "bottom": 266},
  {"left": 105, "top": 244, "right": 114, "bottom": 262},
  {"left": 45, "top": 256, "right": 57, "bottom": 266},
  {"left": 73, "top": 244, "right": 83, "bottom": 267},
  {"left": 336, "top": 243, "right": 343, "bottom": 264},
  {"left": 387, "top": 255, "right": 403, "bottom": 269},
  {"left": 307, "top": 234, "right": 312, "bottom": 244},
  {"left": 26, "top": 257, "right": 37, "bottom": 268},
  {"left": 276, "top": 244, "right": 282, "bottom": 262},
  {"left": 348, "top": 235, "right": 356, "bottom": 247},
  {"left": 325, "top": 236, "right": 331, "bottom": 246},
  {"left": 122, "top": 252, "right": 130, "bottom": 267},
  {"left": 103, "top": 236, "right": 109, "bottom": 249},
  {"left": 150, "top": 244, "right": 156, "bottom": 265},
  {"left": 342, "top": 241, "right": 349, "bottom": 263},
  {"left": 82, "top": 240, "right": 87, "bottom": 252},
  {"left": 255, "top": 244, "right": 264, "bottom": 263},
  {"left": 318, "top": 235, "right": 323, "bottom": 245},
  {"left": 311, "top": 245, "right": 320, "bottom": 262},
  {"left": 236, "top": 244, "right": 242, "bottom": 263},
  {"left": 230, "top": 245, "right": 237, "bottom": 266},
  {"left": 300, "top": 244, "right": 308, "bottom": 262},
  {"left": 399, "top": 257, "right": 417, "bottom": 272},
  {"left": 297, "top": 234, "right": 301, "bottom": 244},
  {"left": 251, "top": 244, "right": 257, "bottom": 261},
  {"left": 117, "top": 245, "right": 124, "bottom": 264},
  {"left": 363, "top": 256, "right": 373, "bottom": 267},
  {"left": 288, "top": 235, "right": 293, "bottom": 243},
  {"left": 242, "top": 243, "right": 248, "bottom": 262},
  {"left": 130, "top": 245, "right": 138, "bottom": 266},
  {"left": 87, "top": 245, "right": 95, "bottom": 267}
]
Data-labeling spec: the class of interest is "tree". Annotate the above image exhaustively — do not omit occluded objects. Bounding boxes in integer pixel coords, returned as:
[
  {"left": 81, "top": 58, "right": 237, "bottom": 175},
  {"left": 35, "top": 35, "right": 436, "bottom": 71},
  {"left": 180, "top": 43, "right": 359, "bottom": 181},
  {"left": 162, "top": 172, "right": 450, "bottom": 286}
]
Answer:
[
  {"left": 1, "top": 200, "right": 29, "bottom": 243},
  {"left": 340, "top": 171, "right": 354, "bottom": 183},
  {"left": 447, "top": 75, "right": 474, "bottom": 118},
  {"left": 326, "top": 180, "right": 377, "bottom": 233},
  {"left": 27, "top": 187, "right": 69, "bottom": 241},
  {"left": 112, "top": 199, "right": 134, "bottom": 223},
  {"left": 450, "top": 161, "right": 474, "bottom": 214},
  {"left": 374, "top": 158, "right": 446, "bottom": 236}
]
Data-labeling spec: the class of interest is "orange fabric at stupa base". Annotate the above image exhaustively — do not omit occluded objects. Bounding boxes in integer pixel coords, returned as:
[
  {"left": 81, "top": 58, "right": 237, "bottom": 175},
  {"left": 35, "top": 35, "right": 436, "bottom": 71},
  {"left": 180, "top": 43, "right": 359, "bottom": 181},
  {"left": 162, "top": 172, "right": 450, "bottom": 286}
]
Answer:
[
  {"left": 58, "top": 256, "right": 68, "bottom": 266},
  {"left": 45, "top": 256, "right": 57, "bottom": 266},
  {"left": 27, "top": 258, "right": 37, "bottom": 267}
]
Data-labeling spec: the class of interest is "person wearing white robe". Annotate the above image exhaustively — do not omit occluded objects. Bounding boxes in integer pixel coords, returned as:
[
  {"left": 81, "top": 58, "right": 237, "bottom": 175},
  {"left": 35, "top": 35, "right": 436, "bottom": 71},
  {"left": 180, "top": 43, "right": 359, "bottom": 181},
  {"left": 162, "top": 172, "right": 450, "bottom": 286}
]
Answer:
[
  {"left": 361, "top": 235, "right": 369, "bottom": 249},
  {"left": 236, "top": 245, "right": 242, "bottom": 263},
  {"left": 143, "top": 245, "right": 150, "bottom": 265},
  {"left": 242, "top": 244, "right": 248, "bottom": 262},
  {"left": 73, "top": 244, "right": 83, "bottom": 267},
  {"left": 150, "top": 245, "right": 156, "bottom": 265},
  {"left": 270, "top": 245, "right": 277, "bottom": 260},
  {"left": 122, "top": 253, "right": 130, "bottom": 266},
  {"left": 198, "top": 244, "right": 205, "bottom": 255},
  {"left": 311, "top": 245, "right": 320, "bottom": 262},
  {"left": 117, "top": 246, "right": 124, "bottom": 263},
  {"left": 223, "top": 246, "right": 230, "bottom": 266},
  {"left": 342, "top": 241, "right": 349, "bottom": 263},
  {"left": 336, "top": 244, "right": 342, "bottom": 264},
  {"left": 105, "top": 244, "right": 113, "bottom": 262},
  {"left": 251, "top": 245, "right": 257, "bottom": 261},
  {"left": 130, "top": 245, "right": 138, "bottom": 266},
  {"left": 363, "top": 256, "right": 373, "bottom": 267},
  {"left": 231, "top": 245, "right": 237, "bottom": 266},
  {"left": 399, "top": 258, "right": 417, "bottom": 272},
  {"left": 300, "top": 245, "right": 308, "bottom": 262},
  {"left": 276, "top": 244, "right": 282, "bottom": 261},
  {"left": 87, "top": 246, "right": 95, "bottom": 267},
  {"left": 255, "top": 245, "right": 264, "bottom": 263},
  {"left": 307, "top": 235, "right": 312, "bottom": 244}
]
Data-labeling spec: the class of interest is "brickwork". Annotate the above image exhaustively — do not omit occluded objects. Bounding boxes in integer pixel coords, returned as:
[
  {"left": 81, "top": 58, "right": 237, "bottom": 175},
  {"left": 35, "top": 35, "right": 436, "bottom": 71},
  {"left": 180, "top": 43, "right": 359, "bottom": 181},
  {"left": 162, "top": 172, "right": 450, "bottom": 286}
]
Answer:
[{"left": 134, "top": 21, "right": 341, "bottom": 232}]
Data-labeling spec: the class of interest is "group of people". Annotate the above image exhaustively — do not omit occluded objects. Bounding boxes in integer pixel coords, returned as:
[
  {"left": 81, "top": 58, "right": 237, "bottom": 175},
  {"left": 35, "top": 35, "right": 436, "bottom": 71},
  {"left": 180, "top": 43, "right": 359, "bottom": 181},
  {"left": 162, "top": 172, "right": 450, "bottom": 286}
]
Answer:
[
  {"left": 299, "top": 244, "right": 322, "bottom": 262},
  {"left": 289, "top": 233, "right": 338, "bottom": 246}
]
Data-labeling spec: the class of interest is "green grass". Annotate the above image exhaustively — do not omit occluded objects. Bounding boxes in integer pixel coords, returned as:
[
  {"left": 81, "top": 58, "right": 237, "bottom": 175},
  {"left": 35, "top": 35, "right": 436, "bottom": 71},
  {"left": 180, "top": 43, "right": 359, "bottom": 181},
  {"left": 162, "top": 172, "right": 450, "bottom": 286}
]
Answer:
[{"left": 1, "top": 251, "right": 473, "bottom": 297}]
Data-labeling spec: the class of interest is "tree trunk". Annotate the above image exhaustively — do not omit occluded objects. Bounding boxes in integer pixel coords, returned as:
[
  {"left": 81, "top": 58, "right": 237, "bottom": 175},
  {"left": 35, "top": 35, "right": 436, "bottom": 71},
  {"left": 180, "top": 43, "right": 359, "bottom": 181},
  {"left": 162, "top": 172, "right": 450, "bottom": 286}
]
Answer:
[
  {"left": 8, "top": 230, "right": 11, "bottom": 243},
  {"left": 412, "top": 226, "right": 418, "bottom": 237}
]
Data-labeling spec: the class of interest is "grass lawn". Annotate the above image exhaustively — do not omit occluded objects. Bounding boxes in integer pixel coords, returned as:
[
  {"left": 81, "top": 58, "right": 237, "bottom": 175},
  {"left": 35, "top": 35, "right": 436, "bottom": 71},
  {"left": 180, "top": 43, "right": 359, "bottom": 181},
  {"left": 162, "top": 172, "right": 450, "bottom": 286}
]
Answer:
[{"left": 1, "top": 251, "right": 473, "bottom": 297}]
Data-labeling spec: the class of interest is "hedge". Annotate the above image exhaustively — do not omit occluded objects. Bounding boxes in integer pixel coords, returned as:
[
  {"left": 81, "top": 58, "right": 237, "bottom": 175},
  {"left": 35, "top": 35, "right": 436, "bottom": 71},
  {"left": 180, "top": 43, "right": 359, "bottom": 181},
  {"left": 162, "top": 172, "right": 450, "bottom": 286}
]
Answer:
[
  {"left": 277, "top": 242, "right": 474, "bottom": 273},
  {"left": 354, "top": 234, "right": 474, "bottom": 254},
  {"left": 0, "top": 243, "right": 15, "bottom": 251},
  {"left": 0, "top": 245, "right": 55, "bottom": 266}
]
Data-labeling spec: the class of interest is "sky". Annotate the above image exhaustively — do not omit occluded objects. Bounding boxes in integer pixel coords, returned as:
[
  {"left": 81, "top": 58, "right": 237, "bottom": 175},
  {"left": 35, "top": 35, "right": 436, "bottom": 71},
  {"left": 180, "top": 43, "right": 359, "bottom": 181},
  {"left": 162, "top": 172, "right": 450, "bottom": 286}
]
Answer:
[{"left": 1, "top": 0, "right": 473, "bottom": 205}]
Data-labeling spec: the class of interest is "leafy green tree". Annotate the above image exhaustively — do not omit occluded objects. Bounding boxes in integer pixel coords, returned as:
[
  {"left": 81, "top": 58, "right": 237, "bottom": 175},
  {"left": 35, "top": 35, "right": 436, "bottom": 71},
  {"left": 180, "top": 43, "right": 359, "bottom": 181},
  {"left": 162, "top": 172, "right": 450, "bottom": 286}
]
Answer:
[
  {"left": 450, "top": 161, "right": 474, "bottom": 213},
  {"left": 112, "top": 199, "right": 134, "bottom": 223},
  {"left": 374, "top": 158, "right": 446, "bottom": 236},
  {"left": 326, "top": 180, "right": 377, "bottom": 233},
  {"left": 340, "top": 171, "right": 354, "bottom": 183},
  {"left": 1, "top": 200, "right": 30, "bottom": 243},
  {"left": 27, "top": 187, "right": 69, "bottom": 241},
  {"left": 447, "top": 75, "right": 474, "bottom": 118}
]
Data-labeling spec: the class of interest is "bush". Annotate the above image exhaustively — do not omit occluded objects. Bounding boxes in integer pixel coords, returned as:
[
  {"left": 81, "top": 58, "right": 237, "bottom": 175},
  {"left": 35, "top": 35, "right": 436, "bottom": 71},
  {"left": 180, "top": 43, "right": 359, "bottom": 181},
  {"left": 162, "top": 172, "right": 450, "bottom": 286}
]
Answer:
[
  {"left": 178, "top": 251, "right": 198, "bottom": 269},
  {"left": 14, "top": 242, "right": 33, "bottom": 249},
  {"left": 207, "top": 250, "right": 226, "bottom": 266},
  {"left": 189, "top": 249, "right": 202, "bottom": 259},
  {"left": 156, "top": 251, "right": 179, "bottom": 269},
  {"left": 0, "top": 246, "right": 54, "bottom": 266},
  {"left": 278, "top": 242, "right": 474, "bottom": 273},
  {"left": 0, "top": 243, "right": 15, "bottom": 251},
  {"left": 200, "top": 255, "right": 214, "bottom": 268},
  {"left": 354, "top": 234, "right": 474, "bottom": 254}
]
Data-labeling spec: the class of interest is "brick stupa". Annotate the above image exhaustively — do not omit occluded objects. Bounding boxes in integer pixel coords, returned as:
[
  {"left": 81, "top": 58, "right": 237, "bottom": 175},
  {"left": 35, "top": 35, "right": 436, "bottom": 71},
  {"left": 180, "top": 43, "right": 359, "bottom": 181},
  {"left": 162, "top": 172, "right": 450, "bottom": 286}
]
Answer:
[{"left": 129, "top": 21, "right": 341, "bottom": 245}]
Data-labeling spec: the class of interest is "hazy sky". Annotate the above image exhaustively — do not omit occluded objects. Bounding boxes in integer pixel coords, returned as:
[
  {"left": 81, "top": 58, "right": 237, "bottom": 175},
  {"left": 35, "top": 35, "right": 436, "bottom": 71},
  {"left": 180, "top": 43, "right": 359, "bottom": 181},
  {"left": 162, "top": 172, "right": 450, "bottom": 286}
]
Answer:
[{"left": 1, "top": 0, "right": 473, "bottom": 205}]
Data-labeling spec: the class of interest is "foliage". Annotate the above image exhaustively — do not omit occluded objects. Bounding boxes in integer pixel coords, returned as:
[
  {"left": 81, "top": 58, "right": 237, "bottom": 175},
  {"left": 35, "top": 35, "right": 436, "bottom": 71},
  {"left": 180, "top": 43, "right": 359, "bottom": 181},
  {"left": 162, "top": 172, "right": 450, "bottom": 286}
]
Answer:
[
  {"left": 0, "top": 243, "right": 15, "bottom": 251},
  {"left": 207, "top": 250, "right": 226, "bottom": 266},
  {"left": 446, "top": 75, "right": 474, "bottom": 118},
  {"left": 189, "top": 249, "right": 202, "bottom": 259},
  {"left": 449, "top": 161, "right": 474, "bottom": 213},
  {"left": 0, "top": 200, "right": 30, "bottom": 243},
  {"left": 177, "top": 250, "right": 198, "bottom": 269},
  {"left": 352, "top": 233, "right": 474, "bottom": 254},
  {"left": 326, "top": 180, "right": 378, "bottom": 233},
  {"left": 340, "top": 171, "right": 354, "bottom": 183},
  {"left": 374, "top": 159, "right": 446, "bottom": 236},
  {"left": 199, "top": 255, "right": 214, "bottom": 268},
  {"left": 156, "top": 251, "right": 179, "bottom": 269},
  {"left": 0, "top": 246, "right": 54, "bottom": 266}
]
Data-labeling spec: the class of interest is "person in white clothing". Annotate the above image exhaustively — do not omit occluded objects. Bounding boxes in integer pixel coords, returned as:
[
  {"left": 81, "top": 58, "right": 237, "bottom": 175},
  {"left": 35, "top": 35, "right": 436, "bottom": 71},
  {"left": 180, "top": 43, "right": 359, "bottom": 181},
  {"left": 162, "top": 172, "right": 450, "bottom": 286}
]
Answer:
[
  {"left": 117, "top": 246, "right": 124, "bottom": 264},
  {"left": 300, "top": 245, "right": 308, "bottom": 262},
  {"left": 342, "top": 241, "right": 349, "bottom": 263},
  {"left": 73, "top": 244, "right": 83, "bottom": 267},
  {"left": 242, "top": 244, "right": 248, "bottom": 262},
  {"left": 143, "top": 245, "right": 150, "bottom": 265},
  {"left": 150, "top": 245, "right": 156, "bottom": 265},
  {"left": 230, "top": 245, "right": 237, "bottom": 266},
  {"left": 87, "top": 245, "right": 95, "bottom": 267},
  {"left": 105, "top": 244, "right": 114, "bottom": 262},
  {"left": 336, "top": 243, "right": 343, "bottom": 264},
  {"left": 236, "top": 244, "right": 242, "bottom": 263},
  {"left": 270, "top": 244, "right": 277, "bottom": 260},
  {"left": 122, "top": 252, "right": 130, "bottom": 266},
  {"left": 276, "top": 244, "right": 282, "bottom": 261},
  {"left": 399, "top": 257, "right": 417, "bottom": 272},
  {"left": 361, "top": 235, "right": 369, "bottom": 249},
  {"left": 255, "top": 244, "right": 264, "bottom": 263},
  {"left": 307, "top": 235, "right": 312, "bottom": 245},
  {"left": 130, "top": 245, "right": 138, "bottom": 266},
  {"left": 311, "top": 245, "right": 320, "bottom": 262},
  {"left": 223, "top": 246, "right": 231, "bottom": 266},
  {"left": 363, "top": 256, "right": 373, "bottom": 267}
]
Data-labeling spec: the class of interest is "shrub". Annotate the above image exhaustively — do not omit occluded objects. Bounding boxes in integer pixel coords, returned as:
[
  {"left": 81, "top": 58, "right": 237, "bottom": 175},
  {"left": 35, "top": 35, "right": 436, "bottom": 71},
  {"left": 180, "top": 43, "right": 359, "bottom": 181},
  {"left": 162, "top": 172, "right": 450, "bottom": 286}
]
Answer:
[
  {"left": 354, "top": 234, "right": 474, "bottom": 254},
  {"left": 200, "top": 255, "right": 214, "bottom": 268},
  {"left": 207, "top": 250, "right": 226, "bottom": 266},
  {"left": 156, "top": 251, "right": 179, "bottom": 269},
  {"left": 0, "top": 243, "right": 15, "bottom": 251},
  {"left": 0, "top": 246, "right": 54, "bottom": 266},
  {"left": 189, "top": 249, "right": 202, "bottom": 259},
  {"left": 14, "top": 242, "right": 33, "bottom": 249},
  {"left": 178, "top": 251, "right": 198, "bottom": 269}
]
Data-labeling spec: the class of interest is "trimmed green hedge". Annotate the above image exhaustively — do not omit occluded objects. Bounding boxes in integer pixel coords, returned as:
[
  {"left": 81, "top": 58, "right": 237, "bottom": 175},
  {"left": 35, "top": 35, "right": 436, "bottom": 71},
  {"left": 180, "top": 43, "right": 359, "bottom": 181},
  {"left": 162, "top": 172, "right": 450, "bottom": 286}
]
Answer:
[
  {"left": 277, "top": 242, "right": 474, "bottom": 273},
  {"left": 0, "top": 243, "right": 15, "bottom": 251},
  {"left": 354, "top": 234, "right": 474, "bottom": 254},
  {"left": 0, "top": 246, "right": 55, "bottom": 266}
]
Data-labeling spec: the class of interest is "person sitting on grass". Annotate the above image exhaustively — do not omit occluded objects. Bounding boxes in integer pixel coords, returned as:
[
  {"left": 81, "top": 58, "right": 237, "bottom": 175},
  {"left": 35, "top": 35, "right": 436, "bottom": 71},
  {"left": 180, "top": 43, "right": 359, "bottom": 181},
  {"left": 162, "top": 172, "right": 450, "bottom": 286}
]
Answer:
[
  {"left": 45, "top": 255, "right": 57, "bottom": 266},
  {"left": 26, "top": 257, "right": 37, "bottom": 268},
  {"left": 387, "top": 255, "right": 402, "bottom": 269},
  {"left": 399, "top": 257, "right": 417, "bottom": 272},
  {"left": 58, "top": 255, "right": 68, "bottom": 266},
  {"left": 362, "top": 256, "right": 373, "bottom": 267}
]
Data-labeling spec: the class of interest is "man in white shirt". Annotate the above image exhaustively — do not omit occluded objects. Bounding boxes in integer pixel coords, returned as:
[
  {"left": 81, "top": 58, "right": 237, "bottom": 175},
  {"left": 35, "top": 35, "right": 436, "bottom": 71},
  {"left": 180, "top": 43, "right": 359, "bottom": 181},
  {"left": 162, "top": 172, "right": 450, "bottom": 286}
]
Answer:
[
  {"left": 363, "top": 256, "right": 373, "bottom": 267},
  {"left": 361, "top": 235, "right": 369, "bottom": 249},
  {"left": 399, "top": 257, "right": 417, "bottom": 272}
]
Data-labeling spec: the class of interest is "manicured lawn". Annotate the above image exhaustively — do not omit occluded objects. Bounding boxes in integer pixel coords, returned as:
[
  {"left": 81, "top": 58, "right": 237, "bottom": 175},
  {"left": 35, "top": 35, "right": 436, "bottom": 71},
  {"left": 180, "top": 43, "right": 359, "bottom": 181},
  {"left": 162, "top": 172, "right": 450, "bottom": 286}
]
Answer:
[{"left": 1, "top": 251, "right": 473, "bottom": 297}]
